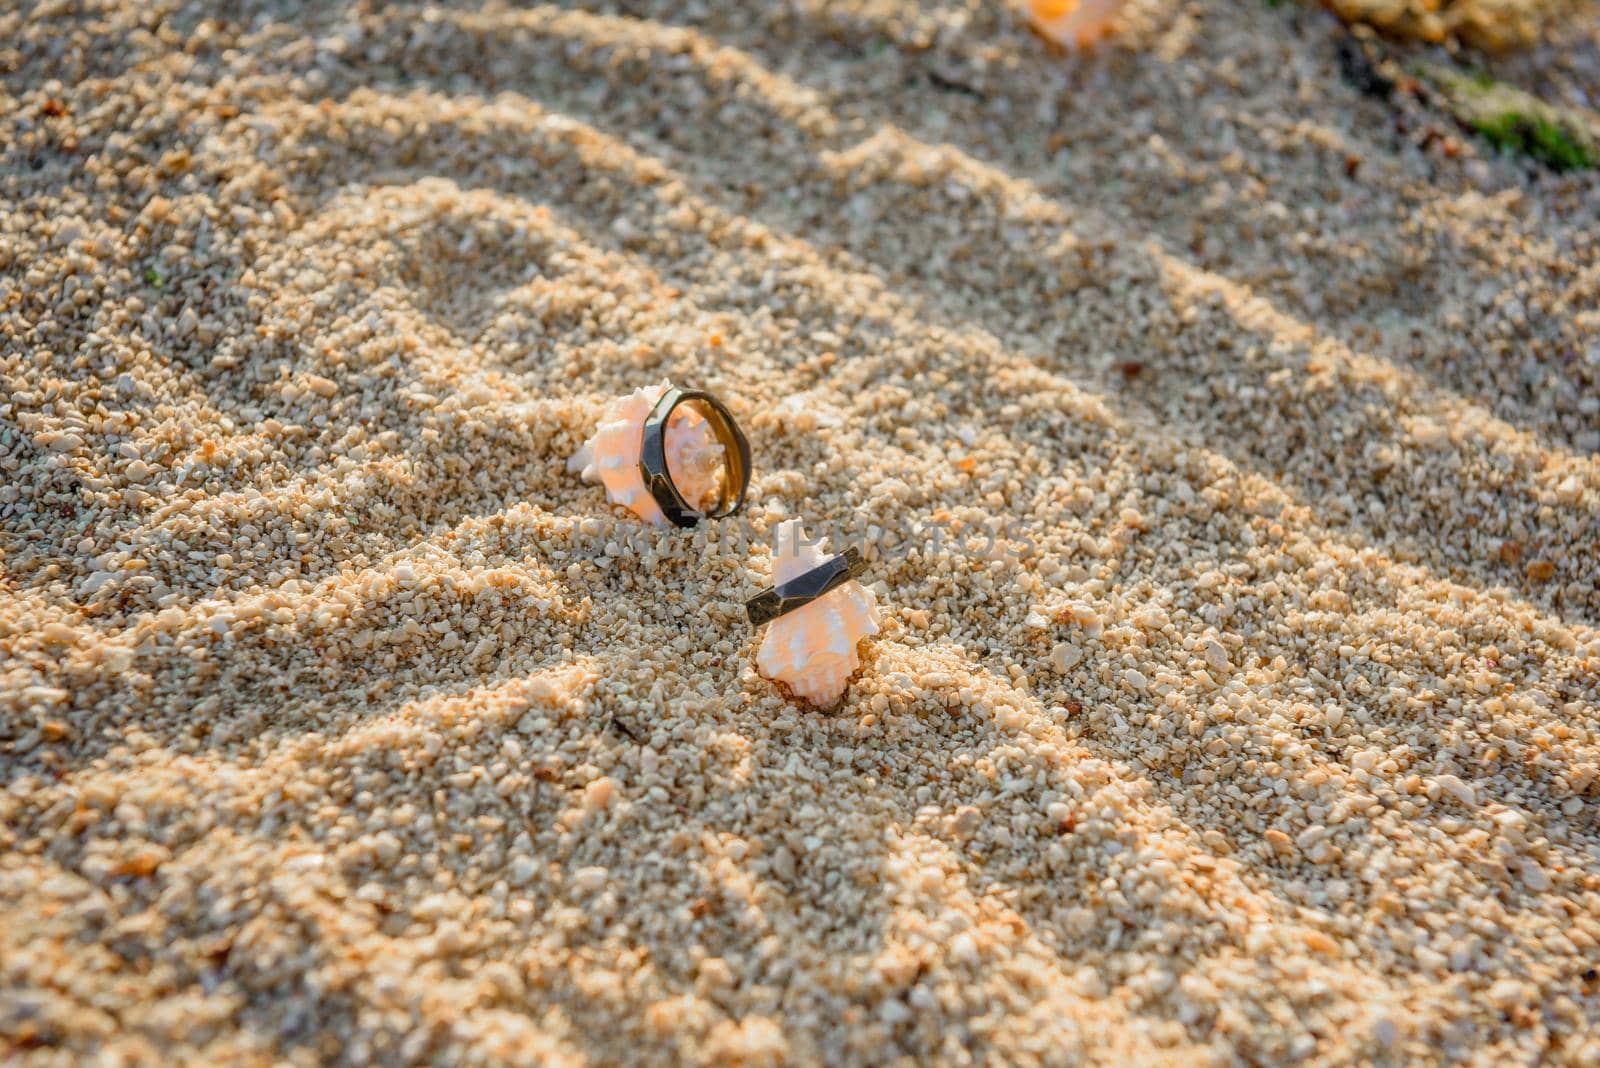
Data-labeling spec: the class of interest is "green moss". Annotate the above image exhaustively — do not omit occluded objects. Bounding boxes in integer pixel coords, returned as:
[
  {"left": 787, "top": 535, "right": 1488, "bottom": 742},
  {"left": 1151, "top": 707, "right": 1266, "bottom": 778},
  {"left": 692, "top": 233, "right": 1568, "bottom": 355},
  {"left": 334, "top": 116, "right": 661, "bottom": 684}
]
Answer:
[
  {"left": 1470, "top": 110, "right": 1596, "bottom": 170},
  {"left": 1425, "top": 67, "right": 1598, "bottom": 171}
]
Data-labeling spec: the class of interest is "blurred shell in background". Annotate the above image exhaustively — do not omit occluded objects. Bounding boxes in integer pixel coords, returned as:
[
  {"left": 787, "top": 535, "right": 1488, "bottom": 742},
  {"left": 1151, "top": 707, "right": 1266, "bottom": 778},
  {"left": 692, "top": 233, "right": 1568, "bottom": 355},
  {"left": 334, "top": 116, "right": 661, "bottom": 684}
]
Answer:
[{"left": 1027, "top": 0, "right": 1127, "bottom": 50}]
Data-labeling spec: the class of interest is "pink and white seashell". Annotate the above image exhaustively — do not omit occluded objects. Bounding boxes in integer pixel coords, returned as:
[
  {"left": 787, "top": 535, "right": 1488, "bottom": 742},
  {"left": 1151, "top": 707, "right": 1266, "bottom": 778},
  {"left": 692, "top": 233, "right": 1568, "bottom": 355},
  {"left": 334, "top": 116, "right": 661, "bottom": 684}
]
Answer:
[
  {"left": 567, "top": 381, "right": 725, "bottom": 527},
  {"left": 757, "top": 521, "right": 881, "bottom": 707}
]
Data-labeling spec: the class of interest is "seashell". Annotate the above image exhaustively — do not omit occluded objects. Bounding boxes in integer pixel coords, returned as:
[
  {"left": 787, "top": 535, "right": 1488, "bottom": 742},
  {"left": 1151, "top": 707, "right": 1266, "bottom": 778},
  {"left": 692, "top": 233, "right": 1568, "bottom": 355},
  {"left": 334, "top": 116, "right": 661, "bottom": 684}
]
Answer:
[
  {"left": 757, "top": 521, "right": 881, "bottom": 707},
  {"left": 567, "top": 381, "right": 725, "bottom": 527},
  {"left": 1026, "top": 0, "right": 1124, "bottom": 50}
]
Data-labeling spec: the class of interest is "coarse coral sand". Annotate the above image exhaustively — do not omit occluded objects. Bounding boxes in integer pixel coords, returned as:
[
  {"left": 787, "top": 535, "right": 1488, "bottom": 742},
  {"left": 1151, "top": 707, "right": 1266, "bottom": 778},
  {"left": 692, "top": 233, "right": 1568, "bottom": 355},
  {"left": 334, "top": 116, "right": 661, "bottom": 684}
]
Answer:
[{"left": 2, "top": 2, "right": 1598, "bottom": 1066}]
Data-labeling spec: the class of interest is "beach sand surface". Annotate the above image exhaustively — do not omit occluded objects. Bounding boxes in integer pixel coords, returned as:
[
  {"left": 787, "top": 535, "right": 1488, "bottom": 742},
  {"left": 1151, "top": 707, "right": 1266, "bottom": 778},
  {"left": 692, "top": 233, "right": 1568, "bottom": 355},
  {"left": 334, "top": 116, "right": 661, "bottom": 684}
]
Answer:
[{"left": 3, "top": 2, "right": 1599, "bottom": 1064}]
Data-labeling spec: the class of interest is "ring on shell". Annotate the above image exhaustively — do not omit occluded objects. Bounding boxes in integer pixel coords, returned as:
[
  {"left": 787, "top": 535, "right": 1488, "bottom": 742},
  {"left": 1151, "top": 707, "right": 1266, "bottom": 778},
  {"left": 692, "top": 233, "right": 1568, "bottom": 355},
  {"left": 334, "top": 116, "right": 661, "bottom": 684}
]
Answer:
[
  {"left": 748, "top": 520, "right": 881, "bottom": 708},
  {"left": 640, "top": 386, "right": 751, "bottom": 527},
  {"left": 746, "top": 546, "right": 868, "bottom": 628},
  {"left": 568, "top": 381, "right": 751, "bottom": 528}
]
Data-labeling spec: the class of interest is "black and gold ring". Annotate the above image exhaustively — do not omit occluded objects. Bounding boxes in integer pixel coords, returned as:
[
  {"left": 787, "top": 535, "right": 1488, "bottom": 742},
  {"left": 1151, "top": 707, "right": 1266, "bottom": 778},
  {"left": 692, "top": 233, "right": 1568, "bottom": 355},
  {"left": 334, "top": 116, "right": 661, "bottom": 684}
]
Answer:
[
  {"left": 639, "top": 386, "right": 752, "bottom": 528},
  {"left": 746, "top": 546, "right": 867, "bottom": 627}
]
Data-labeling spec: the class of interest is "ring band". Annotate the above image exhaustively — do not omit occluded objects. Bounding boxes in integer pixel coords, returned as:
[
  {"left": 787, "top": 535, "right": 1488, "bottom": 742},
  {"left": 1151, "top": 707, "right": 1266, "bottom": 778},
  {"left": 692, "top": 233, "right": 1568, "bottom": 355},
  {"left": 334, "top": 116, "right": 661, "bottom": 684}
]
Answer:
[
  {"left": 639, "top": 386, "right": 752, "bottom": 528},
  {"left": 746, "top": 546, "right": 867, "bottom": 627}
]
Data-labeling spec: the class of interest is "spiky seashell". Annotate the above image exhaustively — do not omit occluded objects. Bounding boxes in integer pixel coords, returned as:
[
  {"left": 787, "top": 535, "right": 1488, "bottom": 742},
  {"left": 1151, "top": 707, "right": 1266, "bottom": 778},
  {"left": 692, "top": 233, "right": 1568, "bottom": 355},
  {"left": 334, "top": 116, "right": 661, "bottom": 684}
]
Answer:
[
  {"left": 567, "top": 381, "right": 725, "bottom": 526},
  {"left": 757, "top": 521, "right": 881, "bottom": 707},
  {"left": 1027, "top": 0, "right": 1124, "bottom": 49}
]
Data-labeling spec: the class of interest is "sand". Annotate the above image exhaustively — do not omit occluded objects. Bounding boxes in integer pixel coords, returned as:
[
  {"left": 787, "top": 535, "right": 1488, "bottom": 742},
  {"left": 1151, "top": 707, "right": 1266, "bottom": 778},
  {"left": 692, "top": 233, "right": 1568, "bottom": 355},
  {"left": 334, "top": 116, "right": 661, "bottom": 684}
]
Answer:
[
  {"left": 1324, "top": 0, "right": 1586, "bottom": 49},
  {"left": 3, "top": 1, "right": 1599, "bottom": 1065}
]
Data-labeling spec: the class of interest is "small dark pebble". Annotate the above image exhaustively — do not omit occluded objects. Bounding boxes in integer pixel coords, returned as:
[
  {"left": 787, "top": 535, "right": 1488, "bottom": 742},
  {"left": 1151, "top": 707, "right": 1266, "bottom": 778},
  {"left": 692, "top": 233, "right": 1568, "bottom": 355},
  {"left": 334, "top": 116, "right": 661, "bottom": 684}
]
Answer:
[
  {"left": 1336, "top": 36, "right": 1393, "bottom": 100},
  {"left": 927, "top": 69, "right": 985, "bottom": 100}
]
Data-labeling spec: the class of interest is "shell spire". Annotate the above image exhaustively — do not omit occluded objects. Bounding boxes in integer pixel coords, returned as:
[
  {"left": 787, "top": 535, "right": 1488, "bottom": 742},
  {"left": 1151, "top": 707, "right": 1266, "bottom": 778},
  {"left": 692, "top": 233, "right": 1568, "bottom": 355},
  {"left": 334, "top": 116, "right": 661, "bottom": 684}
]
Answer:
[
  {"left": 568, "top": 381, "right": 725, "bottom": 526},
  {"left": 756, "top": 521, "right": 881, "bottom": 707}
]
